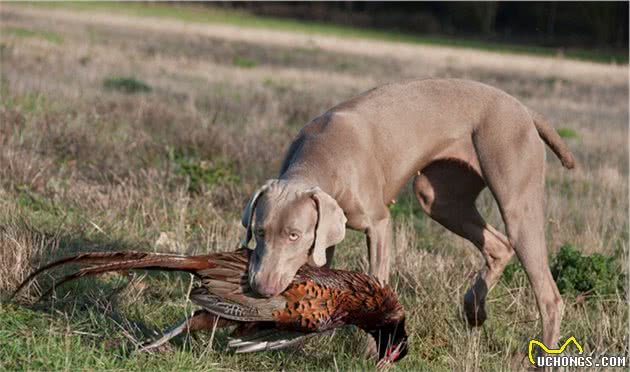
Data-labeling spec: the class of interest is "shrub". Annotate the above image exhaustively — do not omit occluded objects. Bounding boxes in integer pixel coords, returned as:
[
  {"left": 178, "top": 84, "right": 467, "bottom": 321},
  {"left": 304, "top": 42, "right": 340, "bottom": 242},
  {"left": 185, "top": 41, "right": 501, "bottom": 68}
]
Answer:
[
  {"left": 103, "top": 76, "right": 152, "bottom": 94},
  {"left": 551, "top": 244, "right": 625, "bottom": 297},
  {"left": 501, "top": 260, "right": 526, "bottom": 284},
  {"left": 501, "top": 244, "right": 626, "bottom": 299}
]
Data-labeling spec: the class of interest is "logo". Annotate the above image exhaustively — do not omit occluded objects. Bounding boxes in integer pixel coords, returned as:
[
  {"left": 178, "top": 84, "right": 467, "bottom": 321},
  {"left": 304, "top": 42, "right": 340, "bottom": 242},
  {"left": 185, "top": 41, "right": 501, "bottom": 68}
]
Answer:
[
  {"left": 528, "top": 336, "right": 583, "bottom": 366},
  {"left": 528, "top": 337, "right": 627, "bottom": 368}
]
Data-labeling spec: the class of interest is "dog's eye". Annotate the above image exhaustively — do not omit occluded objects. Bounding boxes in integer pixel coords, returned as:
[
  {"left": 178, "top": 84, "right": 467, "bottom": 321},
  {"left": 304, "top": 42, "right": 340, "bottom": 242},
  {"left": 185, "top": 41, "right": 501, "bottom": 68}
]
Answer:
[{"left": 288, "top": 232, "right": 300, "bottom": 241}]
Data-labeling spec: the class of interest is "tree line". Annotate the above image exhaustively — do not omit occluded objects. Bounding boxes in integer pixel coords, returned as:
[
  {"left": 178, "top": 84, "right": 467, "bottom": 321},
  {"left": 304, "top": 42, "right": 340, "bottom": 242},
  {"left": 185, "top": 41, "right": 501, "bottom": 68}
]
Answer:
[{"left": 221, "top": 2, "right": 628, "bottom": 53}]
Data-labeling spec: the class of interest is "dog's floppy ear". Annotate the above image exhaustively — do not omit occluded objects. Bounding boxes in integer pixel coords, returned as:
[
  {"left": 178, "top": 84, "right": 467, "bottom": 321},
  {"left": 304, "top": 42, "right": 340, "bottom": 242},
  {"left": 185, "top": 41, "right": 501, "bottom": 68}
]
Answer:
[
  {"left": 307, "top": 187, "right": 347, "bottom": 267},
  {"left": 241, "top": 179, "right": 277, "bottom": 249}
]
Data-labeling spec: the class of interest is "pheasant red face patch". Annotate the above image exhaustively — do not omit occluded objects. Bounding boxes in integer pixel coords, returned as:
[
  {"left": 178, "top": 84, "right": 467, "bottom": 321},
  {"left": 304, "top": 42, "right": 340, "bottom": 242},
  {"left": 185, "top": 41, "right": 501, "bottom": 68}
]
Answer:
[{"left": 376, "top": 340, "right": 407, "bottom": 369}]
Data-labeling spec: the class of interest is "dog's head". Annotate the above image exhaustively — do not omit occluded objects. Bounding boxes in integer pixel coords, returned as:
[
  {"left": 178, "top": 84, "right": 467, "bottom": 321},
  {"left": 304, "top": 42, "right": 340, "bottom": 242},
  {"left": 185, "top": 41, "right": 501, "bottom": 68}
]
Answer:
[{"left": 240, "top": 179, "right": 347, "bottom": 297}]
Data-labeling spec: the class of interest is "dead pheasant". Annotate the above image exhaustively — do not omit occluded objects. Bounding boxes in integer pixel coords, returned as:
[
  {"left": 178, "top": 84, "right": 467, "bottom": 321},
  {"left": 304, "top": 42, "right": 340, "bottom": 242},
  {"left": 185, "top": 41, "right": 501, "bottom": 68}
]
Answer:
[{"left": 13, "top": 249, "right": 408, "bottom": 366}]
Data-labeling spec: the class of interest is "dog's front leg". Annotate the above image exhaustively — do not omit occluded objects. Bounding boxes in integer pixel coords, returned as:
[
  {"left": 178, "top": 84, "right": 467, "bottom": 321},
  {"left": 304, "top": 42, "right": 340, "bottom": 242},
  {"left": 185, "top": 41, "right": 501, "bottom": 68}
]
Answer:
[
  {"left": 365, "top": 214, "right": 392, "bottom": 283},
  {"left": 364, "top": 214, "right": 393, "bottom": 359}
]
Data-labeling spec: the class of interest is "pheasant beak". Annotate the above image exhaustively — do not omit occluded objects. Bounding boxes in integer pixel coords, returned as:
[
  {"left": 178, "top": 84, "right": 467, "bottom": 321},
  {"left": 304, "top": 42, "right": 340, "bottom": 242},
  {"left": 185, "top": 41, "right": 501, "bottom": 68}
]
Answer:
[{"left": 376, "top": 340, "right": 406, "bottom": 369}]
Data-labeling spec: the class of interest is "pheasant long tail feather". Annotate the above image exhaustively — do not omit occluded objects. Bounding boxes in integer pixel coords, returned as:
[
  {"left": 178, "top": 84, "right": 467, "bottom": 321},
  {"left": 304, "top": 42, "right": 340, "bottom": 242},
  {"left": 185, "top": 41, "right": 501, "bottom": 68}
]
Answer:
[
  {"left": 12, "top": 251, "right": 213, "bottom": 299},
  {"left": 228, "top": 329, "right": 329, "bottom": 353}
]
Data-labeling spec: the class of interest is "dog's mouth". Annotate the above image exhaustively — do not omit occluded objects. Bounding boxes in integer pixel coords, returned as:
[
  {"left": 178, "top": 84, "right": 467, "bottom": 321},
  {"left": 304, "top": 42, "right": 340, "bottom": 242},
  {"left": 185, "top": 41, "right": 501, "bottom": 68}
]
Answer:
[{"left": 248, "top": 264, "right": 293, "bottom": 297}]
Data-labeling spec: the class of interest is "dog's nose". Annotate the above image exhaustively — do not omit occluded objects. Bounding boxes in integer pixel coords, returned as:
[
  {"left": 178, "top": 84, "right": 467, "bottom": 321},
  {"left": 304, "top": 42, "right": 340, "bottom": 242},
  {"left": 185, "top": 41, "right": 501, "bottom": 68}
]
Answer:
[
  {"left": 251, "top": 272, "right": 285, "bottom": 297},
  {"left": 255, "top": 282, "right": 279, "bottom": 297}
]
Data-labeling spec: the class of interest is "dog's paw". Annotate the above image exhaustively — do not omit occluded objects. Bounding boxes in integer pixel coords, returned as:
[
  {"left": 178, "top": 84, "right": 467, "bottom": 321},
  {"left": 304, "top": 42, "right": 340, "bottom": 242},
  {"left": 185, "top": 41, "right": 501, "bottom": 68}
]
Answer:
[{"left": 463, "top": 290, "right": 487, "bottom": 327}]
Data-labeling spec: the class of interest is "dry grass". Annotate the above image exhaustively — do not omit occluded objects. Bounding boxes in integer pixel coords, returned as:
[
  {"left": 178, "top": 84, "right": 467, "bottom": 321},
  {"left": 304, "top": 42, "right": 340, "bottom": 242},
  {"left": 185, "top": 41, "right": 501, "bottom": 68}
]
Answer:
[{"left": 0, "top": 4, "right": 627, "bottom": 371}]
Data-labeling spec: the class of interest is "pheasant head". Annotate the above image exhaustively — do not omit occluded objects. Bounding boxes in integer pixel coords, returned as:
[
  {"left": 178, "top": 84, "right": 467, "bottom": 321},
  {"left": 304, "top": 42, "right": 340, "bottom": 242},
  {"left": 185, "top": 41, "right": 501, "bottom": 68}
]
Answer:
[
  {"left": 347, "top": 280, "right": 408, "bottom": 366},
  {"left": 371, "top": 317, "right": 408, "bottom": 367}
]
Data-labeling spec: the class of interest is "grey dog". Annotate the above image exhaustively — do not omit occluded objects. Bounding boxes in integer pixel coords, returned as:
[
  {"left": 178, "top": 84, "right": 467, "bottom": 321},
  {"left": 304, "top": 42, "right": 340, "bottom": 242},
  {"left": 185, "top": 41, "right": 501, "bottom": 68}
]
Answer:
[{"left": 240, "top": 78, "right": 575, "bottom": 349}]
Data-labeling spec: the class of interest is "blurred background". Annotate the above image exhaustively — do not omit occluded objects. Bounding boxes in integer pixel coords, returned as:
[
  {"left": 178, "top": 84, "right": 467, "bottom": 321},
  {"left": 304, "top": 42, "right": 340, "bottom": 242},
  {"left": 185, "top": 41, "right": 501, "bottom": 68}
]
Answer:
[
  {"left": 1, "top": 2, "right": 627, "bottom": 371},
  {"left": 222, "top": 1, "right": 629, "bottom": 62}
]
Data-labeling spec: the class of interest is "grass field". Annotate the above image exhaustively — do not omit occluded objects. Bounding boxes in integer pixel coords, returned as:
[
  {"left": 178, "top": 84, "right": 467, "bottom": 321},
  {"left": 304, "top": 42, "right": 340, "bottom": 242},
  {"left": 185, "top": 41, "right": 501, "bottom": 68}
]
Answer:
[{"left": 1, "top": 3, "right": 628, "bottom": 371}]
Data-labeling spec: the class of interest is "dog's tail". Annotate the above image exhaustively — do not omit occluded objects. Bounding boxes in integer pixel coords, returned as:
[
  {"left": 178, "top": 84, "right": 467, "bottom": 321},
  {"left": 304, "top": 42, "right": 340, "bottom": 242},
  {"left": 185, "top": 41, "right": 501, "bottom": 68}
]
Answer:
[
  {"left": 529, "top": 110, "right": 576, "bottom": 169},
  {"left": 12, "top": 251, "right": 215, "bottom": 300}
]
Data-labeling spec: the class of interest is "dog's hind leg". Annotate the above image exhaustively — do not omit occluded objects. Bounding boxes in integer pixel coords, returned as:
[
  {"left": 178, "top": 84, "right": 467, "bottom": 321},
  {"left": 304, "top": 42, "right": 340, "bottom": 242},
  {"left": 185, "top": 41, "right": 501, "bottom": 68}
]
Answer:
[
  {"left": 472, "top": 111, "right": 563, "bottom": 348},
  {"left": 414, "top": 159, "right": 515, "bottom": 326}
]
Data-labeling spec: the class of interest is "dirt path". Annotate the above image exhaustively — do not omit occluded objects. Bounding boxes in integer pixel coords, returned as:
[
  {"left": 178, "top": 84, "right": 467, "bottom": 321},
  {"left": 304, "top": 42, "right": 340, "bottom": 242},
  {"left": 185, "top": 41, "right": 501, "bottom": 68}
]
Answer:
[{"left": 3, "top": 4, "right": 626, "bottom": 86}]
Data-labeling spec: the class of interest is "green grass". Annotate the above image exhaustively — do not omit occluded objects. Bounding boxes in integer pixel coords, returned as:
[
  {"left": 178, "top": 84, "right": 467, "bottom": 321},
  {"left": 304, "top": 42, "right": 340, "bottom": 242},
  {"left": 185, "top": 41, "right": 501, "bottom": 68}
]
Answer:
[
  {"left": 232, "top": 56, "right": 258, "bottom": 69},
  {"left": 103, "top": 77, "right": 152, "bottom": 94},
  {"left": 1, "top": 26, "right": 64, "bottom": 44},
  {"left": 0, "top": 301, "right": 224, "bottom": 371},
  {"left": 26, "top": 2, "right": 627, "bottom": 64},
  {"left": 172, "top": 153, "right": 240, "bottom": 194},
  {"left": 556, "top": 127, "right": 579, "bottom": 139}
]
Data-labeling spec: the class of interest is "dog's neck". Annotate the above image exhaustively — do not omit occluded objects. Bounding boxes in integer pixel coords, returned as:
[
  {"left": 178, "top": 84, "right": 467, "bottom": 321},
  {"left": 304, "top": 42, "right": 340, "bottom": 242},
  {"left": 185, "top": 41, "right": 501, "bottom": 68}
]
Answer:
[{"left": 279, "top": 164, "right": 340, "bottom": 201}]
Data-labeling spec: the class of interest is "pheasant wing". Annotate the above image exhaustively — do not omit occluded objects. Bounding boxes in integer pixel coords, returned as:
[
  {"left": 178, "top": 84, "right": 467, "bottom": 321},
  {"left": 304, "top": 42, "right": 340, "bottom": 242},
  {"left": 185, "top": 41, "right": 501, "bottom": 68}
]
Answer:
[{"left": 189, "top": 286, "right": 286, "bottom": 322}]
